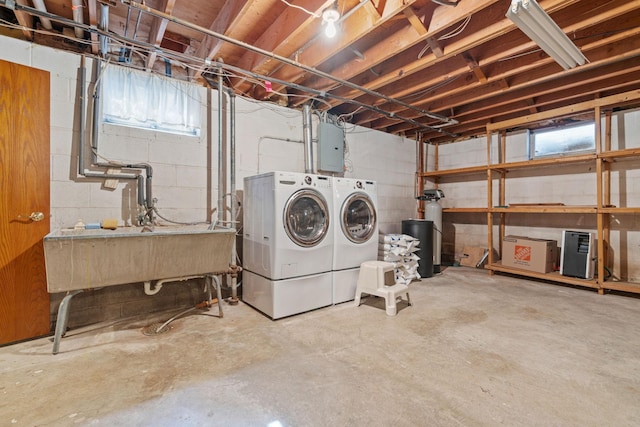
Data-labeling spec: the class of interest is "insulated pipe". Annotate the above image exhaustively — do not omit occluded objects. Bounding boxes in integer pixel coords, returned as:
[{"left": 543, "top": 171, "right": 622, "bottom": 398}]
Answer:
[
  {"left": 71, "top": 0, "right": 84, "bottom": 39},
  {"left": 31, "top": 0, "right": 52, "bottom": 30},
  {"left": 99, "top": 3, "right": 109, "bottom": 56},
  {"left": 302, "top": 104, "right": 314, "bottom": 174}
]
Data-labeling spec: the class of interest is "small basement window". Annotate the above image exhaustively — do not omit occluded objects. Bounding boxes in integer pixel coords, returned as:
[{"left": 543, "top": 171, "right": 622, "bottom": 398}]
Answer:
[
  {"left": 530, "top": 122, "right": 595, "bottom": 159},
  {"left": 102, "top": 64, "right": 201, "bottom": 136}
]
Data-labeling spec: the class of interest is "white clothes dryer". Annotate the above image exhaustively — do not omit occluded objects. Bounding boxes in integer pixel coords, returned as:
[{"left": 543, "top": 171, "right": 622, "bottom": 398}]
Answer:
[
  {"left": 331, "top": 177, "right": 378, "bottom": 304},
  {"left": 242, "top": 171, "right": 334, "bottom": 318}
]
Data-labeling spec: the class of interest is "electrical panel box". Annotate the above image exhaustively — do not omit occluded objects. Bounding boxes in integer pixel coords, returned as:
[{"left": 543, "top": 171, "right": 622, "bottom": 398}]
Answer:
[
  {"left": 318, "top": 122, "right": 344, "bottom": 173},
  {"left": 560, "top": 230, "right": 596, "bottom": 279}
]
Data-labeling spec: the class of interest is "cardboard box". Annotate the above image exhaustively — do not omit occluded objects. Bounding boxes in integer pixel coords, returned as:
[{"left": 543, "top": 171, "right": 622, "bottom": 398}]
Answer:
[{"left": 502, "top": 236, "right": 557, "bottom": 273}]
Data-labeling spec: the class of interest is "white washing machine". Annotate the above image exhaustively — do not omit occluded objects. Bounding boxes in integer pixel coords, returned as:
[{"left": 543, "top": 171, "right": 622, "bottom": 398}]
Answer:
[
  {"left": 242, "top": 171, "right": 334, "bottom": 319},
  {"left": 331, "top": 177, "right": 378, "bottom": 304}
]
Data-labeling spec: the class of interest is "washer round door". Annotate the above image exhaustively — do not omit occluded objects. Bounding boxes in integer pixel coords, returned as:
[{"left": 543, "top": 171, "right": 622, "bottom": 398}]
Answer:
[
  {"left": 341, "top": 193, "right": 377, "bottom": 243},
  {"left": 283, "top": 189, "right": 330, "bottom": 247}
]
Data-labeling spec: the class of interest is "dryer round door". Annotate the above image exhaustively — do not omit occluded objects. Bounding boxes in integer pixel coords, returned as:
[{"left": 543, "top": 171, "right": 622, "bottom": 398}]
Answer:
[
  {"left": 341, "top": 193, "right": 377, "bottom": 243},
  {"left": 283, "top": 189, "right": 330, "bottom": 247}
]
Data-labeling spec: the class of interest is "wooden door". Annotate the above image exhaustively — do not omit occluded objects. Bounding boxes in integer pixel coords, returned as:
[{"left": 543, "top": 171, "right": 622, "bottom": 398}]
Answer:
[{"left": 0, "top": 59, "right": 51, "bottom": 345}]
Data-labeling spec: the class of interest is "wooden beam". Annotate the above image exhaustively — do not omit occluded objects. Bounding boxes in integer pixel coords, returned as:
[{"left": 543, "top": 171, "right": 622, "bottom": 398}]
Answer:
[
  {"left": 87, "top": 0, "right": 99, "bottom": 55},
  {"left": 462, "top": 52, "right": 486, "bottom": 83},
  {"left": 351, "top": 18, "right": 639, "bottom": 127},
  {"left": 146, "top": 0, "right": 177, "bottom": 70},
  {"left": 231, "top": 0, "right": 333, "bottom": 93},
  {"left": 269, "top": 0, "right": 417, "bottom": 91},
  {"left": 426, "top": 37, "right": 444, "bottom": 58},
  {"left": 487, "top": 89, "right": 640, "bottom": 131},
  {"left": 325, "top": 0, "right": 578, "bottom": 105},
  {"left": 192, "top": 0, "right": 252, "bottom": 81},
  {"left": 403, "top": 6, "right": 428, "bottom": 36},
  {"left": 14, "top": 0, "right": 33, "bottom": 40}
]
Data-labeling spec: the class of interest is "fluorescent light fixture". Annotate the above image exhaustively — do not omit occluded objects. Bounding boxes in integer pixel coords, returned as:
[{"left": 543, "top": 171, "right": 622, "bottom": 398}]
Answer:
[{"left": 506, "top": 0, "right": 587, "bottom": 70}]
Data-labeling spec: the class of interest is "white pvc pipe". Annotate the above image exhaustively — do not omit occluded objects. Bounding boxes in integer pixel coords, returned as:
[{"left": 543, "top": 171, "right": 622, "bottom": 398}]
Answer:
[
  {"left": 144, "top": 275, "right": 204, "bottom": 296},
  {"left": 71, "top": 0, "right": 84, "bottom": 39},
  {"left": 31, "top": 0, "right": 53, "bottom": 29}
]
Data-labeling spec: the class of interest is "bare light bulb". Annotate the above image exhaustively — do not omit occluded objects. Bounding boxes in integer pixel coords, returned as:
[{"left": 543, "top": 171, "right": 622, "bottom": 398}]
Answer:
[
  {"left": 322, "top": 5, "right": 340, "bottom": 38},
  {"left": 325, "top": 20, "right": 337, "bottom": 38}
]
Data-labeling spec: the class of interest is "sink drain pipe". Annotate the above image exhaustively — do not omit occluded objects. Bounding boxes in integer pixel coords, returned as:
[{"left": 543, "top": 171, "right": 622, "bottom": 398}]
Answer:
[
  {"left": 210, "top": 71, "right": 240, "bottom": 304},
  {"left": 77, "top": 56, "right": 155, "bottom": 225}
]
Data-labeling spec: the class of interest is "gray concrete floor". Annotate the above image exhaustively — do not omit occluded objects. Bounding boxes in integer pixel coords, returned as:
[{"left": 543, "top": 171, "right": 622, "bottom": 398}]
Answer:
[{"left": 2, "top": 267, "right": 640, "bottom": 426}]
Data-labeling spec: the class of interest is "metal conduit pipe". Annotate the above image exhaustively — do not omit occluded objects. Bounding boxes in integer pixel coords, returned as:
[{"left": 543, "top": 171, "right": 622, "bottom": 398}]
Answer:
[
  {"left": 0, "top": 2, "right": 457, "bottom": 137},
  {"left": 79, "top": 57, "right": 138, "bottom": 180},
  {"left": 119, "top": 0, "right": 457, "bottom": 126},
  {"left": 217, "top": 66, "right": 224, "bottom": 227},
  {"left": 302, "top": 104, "right": 314, "bottom": 174},
  {"left": 76, "top": 56, "right": 155, "bottom": 225},
  {"left": 229, "top": 92, "right": 238, "bottom": 303},
  {"left": 215, "top": 60, "right": 457, "bottom": 138},
  {"left": 78, "top": 55, "right": 87, "bottom": 175}
]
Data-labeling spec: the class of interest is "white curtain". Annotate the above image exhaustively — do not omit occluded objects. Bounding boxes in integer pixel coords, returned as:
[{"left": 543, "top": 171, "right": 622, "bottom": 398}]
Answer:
[{"left": 102, "top": 64, "right": 201, "bottom": 136}]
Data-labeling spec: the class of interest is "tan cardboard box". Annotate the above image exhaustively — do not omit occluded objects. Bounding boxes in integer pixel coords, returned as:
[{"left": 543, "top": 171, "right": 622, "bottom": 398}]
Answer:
[{"left": 502, "top": 235, "right": 557, "bottom": 273}]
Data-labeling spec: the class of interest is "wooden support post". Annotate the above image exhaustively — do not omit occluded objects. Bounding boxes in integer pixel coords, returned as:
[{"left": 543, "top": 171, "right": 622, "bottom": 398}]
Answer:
[
  {"left": 486, "top": 128, "right": 494, "bottom": 272},
  {"left": 595, "top": 105, "right": 605, "bottom": 294}
]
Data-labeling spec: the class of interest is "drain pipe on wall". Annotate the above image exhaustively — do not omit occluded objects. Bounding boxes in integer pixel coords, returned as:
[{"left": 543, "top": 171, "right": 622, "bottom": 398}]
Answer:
[
  {"left": 210, "top": 71, "right": 240, "bottom": 303},
  {"left": 302, "top": 104, "right": 314, "bottom": 174},
  {"left": 217, "top": 65, "right": 225, "bottom": 228},
  {"left": 77, "top": 55, "right": 155, "bottom": 225}
]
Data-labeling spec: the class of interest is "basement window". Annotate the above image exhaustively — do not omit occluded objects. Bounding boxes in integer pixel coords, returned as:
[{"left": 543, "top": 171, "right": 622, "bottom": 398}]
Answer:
[
  {"left": 530, "top": 122, "right": 595, "bottom": 158},
  {"left": 102, "top": 64, "right": 201, "bottom": 136}
]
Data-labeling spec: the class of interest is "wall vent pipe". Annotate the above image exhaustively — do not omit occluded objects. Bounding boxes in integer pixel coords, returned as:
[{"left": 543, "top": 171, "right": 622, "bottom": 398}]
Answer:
[
  {"left": 302, "top": 104, "right": 314, "bottom": 174},
  {"left": 71, "top": 0, "right": 84, "bottom": 39}
]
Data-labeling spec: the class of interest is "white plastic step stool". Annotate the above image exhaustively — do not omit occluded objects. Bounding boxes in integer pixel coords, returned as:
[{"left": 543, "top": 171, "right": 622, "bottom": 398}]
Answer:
[{"left": 354, "top": 260, "right": 411, "bottom": 316}]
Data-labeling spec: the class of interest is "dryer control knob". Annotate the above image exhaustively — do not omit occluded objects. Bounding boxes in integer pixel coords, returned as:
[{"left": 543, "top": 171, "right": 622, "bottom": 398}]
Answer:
[
  {"left": 304, "top": 176, "right": 312, "bottom": 185},
  {"left": 356, "top": 181, "right": 363, "bottom": 189}
]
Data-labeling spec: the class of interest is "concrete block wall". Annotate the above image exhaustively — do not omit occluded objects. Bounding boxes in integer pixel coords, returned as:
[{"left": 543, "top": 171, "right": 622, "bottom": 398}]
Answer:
[
  {"left": 1, "top": 36, "right": 417, "bottom": 327},
  {"left": 432, "top": 110, "right": 640, "bottom": 281}
]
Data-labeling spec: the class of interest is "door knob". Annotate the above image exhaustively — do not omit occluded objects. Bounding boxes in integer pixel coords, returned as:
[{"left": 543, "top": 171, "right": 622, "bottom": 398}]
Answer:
[{"left": 18, "top": 212, "right": 45, "bottom": 222}]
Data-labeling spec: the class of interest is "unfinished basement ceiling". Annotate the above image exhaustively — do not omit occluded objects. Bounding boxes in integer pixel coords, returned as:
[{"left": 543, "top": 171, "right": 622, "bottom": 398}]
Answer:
[{"left": 1, "top": 0, "right": 639, "bottom": 143}]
